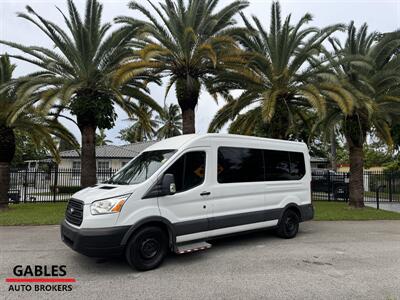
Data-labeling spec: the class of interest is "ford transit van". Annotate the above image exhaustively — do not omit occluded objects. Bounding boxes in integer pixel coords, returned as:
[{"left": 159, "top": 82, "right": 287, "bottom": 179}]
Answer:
[{"left": 61, "top": 134, "right": 314, "bottom": 270}]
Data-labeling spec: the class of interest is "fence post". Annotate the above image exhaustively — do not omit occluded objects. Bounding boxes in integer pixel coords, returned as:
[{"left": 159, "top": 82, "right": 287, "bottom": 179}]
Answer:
[
  {"left": 53, "top": 164, "right": 59, "bottom": 203},
  {"left": 389, "top": 171, "right": 393, "bottom": 202},
  {"left": 327, "top": 171, "right": 331, "bottom": 201},
  {"left": 23, "top": 168, "right": 28, "bottom": 202},
  {"left": 376, "top": 188, "right": 380, "bottom": 210},
  {"left": 33, "top": 167, "right": 37, "bottom": 189},
  {"left": 376, "top": 184, "right": 387, "bottom": 210}
]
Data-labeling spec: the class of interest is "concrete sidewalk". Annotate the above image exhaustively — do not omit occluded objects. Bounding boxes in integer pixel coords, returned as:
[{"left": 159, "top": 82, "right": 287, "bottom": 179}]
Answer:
[{"left": 366, "top": 202, "right": 400, "bottom": 212}]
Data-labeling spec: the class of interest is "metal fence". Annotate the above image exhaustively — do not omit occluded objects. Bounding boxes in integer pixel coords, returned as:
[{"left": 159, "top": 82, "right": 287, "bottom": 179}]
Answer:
[
  {"left": 8, "top": 167, "right": 118, "bottom": 203},
  {"left": 7, "top": 167, "right": 400, "bottom": 204},
  {"left": 311, "top": 170, "right": 400, "bottom": 202}
]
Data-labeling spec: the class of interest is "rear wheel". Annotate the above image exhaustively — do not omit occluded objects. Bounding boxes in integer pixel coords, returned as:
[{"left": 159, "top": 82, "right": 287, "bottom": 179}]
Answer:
[
  {"left": 125, "top": 226, "right": 168, "bottom": 271},
  {"left": 276, "top": 210, "right": 299, "bottom": 239}
]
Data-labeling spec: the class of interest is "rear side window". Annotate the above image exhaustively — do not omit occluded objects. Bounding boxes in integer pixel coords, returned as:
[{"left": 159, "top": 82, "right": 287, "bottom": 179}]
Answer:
[
  {"left": 264, "top": 150, "right": 305, "bottom": 181},
  {"left": 218, "top": 147, "right": 264, "bottom": 183},
  {"left": 164, "top": 151, "right": 206, "bottom": 192},
  {"left": 217, "top": 147, "right": 306, "bottom": 183},
  {"left": 289, "top": 152, "right": 306, "bottom": 180},
  {"left": 264, "top": 150, "right": 291, "bottom": 181}
]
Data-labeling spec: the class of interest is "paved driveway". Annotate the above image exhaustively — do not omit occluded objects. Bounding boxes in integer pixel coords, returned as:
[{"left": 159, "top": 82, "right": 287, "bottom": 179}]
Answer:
[
  {"left": 1, "top": 221, "right": 400, "bottom": 300},
  {"left": 366, "top": 202, "right": 400, "bottom": 213}
]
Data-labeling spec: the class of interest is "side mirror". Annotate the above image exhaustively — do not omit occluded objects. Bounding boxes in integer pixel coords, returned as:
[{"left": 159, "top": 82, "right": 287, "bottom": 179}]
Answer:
[{"left": 161, "top": 173, "right": 176, "bottom": 195}]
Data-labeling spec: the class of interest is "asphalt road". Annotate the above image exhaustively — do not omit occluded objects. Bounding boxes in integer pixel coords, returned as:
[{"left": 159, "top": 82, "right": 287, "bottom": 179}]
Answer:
[{"left": 1, "top": 221, "right": 400, "bottom": 300}]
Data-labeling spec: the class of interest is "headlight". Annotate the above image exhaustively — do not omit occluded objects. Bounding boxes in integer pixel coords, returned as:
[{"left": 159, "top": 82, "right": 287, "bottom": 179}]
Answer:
[{"left": 90, "top": 194, "right": 131, "bottom": 215}]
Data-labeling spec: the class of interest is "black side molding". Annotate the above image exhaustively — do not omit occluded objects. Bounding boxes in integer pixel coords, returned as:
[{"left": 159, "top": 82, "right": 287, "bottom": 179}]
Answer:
[{"left": 120, "top": 203, "right": 313, "bottom": 250}]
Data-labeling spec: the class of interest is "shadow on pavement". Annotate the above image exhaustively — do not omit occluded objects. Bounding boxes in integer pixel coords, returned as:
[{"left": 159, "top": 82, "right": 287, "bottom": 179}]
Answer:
[{"left": 68, "top": 227, "right": 315, "bottom": 273}]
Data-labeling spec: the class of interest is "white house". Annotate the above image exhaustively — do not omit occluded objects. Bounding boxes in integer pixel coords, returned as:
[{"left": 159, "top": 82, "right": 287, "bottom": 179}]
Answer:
[{"left": 56, "top": 141, "right": 156, "bottom": 171}]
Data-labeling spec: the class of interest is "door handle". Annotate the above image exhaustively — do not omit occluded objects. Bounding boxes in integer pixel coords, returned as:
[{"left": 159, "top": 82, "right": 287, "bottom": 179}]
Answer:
[{"left": 200, "top": 191, "right": 211, "bottom": 196}]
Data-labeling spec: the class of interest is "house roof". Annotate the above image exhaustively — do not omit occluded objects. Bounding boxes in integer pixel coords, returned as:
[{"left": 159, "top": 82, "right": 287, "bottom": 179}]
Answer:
[
  {"left": 120, "top": 140, "right": 157, "bottom": 153},
  {"left": 58, "top": 143, "right": 150, "bottom": 159},
  {"left": 310, "top": 156, "right": 329, "bottom": 163}
]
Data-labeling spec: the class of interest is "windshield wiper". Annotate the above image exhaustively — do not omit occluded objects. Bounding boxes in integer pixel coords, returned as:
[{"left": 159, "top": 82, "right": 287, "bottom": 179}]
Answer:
[{"left": 106, "top": 179, "right": 126, "bottom": 185}]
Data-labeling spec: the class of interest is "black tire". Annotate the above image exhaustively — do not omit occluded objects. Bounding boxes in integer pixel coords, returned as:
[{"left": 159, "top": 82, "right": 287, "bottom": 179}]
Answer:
[
  {"left": 276, "top": 210, "right": 300, "bottom": 239},
  {"left": 125, "top": 226, "right": 168, "bottom": 271}
]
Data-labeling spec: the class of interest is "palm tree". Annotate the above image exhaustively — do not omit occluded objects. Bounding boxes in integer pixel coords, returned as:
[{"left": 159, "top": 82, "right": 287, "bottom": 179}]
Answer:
[
  {"left": 119, "top": 102, "right": 158, "bottom": 143},
  {"left": 316, "top": 23, "right": 400, "bottom": 208},
  {"left": 0, "top": 0, "right": 161, "bottom": 187},
  {"left": 0, "top": 55, "right": 77, "bottom": 210},
  {"left": 156, "top": 104, "right": 182, "bottom": 139},
  {"left": 96, "top": 129, "right": 112, "bottom": 146},
  {"left": 208, "top": 2, "right": 349, "bottom": 139},
  {"left": 114, "top": 0, "right": 249, "bottom": 134}
]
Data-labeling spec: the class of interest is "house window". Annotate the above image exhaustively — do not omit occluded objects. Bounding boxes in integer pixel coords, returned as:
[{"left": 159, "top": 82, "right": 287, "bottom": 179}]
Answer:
[
  {"left": 72, "top": 161, "right": 81, "bottom": 170},
  {"left": 72, "top": 161, "right": 80, "bottom": 177},
  {"left": 97, "top": 161, "right": 110, "bottom": 170},
  {"left": 121, "top": 161, "right": 129, "bottom": 168}
]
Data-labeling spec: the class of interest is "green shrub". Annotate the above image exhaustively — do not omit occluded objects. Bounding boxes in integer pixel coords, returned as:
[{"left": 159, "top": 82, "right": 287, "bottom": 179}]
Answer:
[{"left": 50, "top": 185, "right": 82, "bottom": 194}]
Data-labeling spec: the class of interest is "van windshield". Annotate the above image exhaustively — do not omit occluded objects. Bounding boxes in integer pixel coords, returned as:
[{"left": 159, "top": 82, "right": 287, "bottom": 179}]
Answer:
[{"left": 107, "top": 149, "right": 176, "bottom": 185}]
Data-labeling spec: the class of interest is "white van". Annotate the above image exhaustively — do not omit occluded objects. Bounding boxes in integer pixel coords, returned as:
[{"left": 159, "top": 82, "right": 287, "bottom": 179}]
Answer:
[{"left": 61, "top": 134, "right": 313, "bottom": 270}]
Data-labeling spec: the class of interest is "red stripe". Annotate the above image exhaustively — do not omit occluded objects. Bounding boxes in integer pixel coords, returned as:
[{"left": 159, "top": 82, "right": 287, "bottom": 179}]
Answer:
[{"left": 5, "top": 278, "right": 76, "bottom": 283}]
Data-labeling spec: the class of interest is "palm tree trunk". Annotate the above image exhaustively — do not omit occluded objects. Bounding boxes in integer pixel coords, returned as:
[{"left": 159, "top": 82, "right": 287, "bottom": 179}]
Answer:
[
  {"left": 0, "top": 162, "right": 10, "bottom": 210},
  {"left": 344, "top": 115, "right": 367, "bottom": 208},
  {"left": 0, "top": 124, "right": 15, "bottom": 210},
  {"left": 265, "top": 104, "right": 290, "bottom": 139},
  {"left": 348, "top": 144, "right": 364, "bottom": 208},
  {"left": 79, "top": 124, "right": 97, "bottom": 187},
  {"left": 182, "top": 108, "right": 195, "bottom": 134},
  {"left": 330, "top": 129, "right": 337, "bottom": 171},
  {"left": 176, "top": 77, "right": 200, "bottom": 135}
]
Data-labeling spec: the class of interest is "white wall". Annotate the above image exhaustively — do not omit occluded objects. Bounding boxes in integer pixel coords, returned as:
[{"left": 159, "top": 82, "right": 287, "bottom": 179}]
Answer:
[{"left": 58, "top": 158, "right": 130, "bottom": 170}]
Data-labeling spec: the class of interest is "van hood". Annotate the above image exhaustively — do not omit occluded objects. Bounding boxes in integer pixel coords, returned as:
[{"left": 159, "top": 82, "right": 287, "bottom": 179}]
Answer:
[{"left": 72, "top": 184, "right": 138, "bottom": 204}]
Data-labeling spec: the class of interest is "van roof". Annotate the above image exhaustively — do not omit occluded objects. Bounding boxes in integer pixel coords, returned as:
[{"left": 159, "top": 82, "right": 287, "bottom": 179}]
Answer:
[{"left": 144, "top": 134, "right": 308, "bottom": 152}]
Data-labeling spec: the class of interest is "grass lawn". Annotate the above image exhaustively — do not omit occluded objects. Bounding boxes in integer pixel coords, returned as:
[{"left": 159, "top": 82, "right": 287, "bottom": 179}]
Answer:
[
  {"left": 313, "top": 201, "right": 400, "bottom": 221},
  {"left": 1, "top": 201, "right": 400, "bottom": 226},
  {"left": 0, "top": 203, "right": 67, "bottom": 226}
]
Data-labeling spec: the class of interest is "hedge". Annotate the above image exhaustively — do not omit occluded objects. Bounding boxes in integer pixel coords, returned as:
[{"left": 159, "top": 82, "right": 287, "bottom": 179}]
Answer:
[{"left": 50, "top": 186, "right": 82, "bottom": 194}]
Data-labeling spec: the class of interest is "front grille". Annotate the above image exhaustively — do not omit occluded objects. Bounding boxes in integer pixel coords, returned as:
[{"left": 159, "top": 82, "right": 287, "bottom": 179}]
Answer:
[{"left": 65, "top": 199, "right": 84, "bottom": 226}]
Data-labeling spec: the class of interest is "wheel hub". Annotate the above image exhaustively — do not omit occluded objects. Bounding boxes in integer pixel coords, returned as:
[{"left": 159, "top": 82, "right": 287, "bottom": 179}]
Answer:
[
  {"left": 285, "top": 217, "right": 296, "bottom": 232},
  {"left": 140, "top": 238, "right": 160, "bottom": 259}
]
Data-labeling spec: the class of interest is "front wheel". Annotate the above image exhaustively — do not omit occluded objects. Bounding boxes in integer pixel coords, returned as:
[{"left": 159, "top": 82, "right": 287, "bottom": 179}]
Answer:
[
  {"left": 125, "top": 226, "right": 168, "bottom": 271},
  {"left": 276, "top": 210, "right": 299, "bottom": 239}
]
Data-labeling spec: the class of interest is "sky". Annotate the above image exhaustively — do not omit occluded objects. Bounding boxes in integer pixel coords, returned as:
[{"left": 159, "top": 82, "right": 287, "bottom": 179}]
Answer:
[{"left": 1, "top": 0, "right": 399, "bottom": 145}]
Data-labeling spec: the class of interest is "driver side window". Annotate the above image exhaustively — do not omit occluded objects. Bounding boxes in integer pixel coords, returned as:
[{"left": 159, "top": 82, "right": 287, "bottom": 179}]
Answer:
[{"left": 165, "top": 151, "right": 206, "bottom": 193}]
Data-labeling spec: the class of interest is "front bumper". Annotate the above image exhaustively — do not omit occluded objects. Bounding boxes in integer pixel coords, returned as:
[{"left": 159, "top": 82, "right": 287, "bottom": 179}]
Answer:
[
  {"left": 300, "top": 204, "right": 314, "bottom": 221},
  {"left": 61, "top": 220, "right": 129, "bottom": 257}
]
